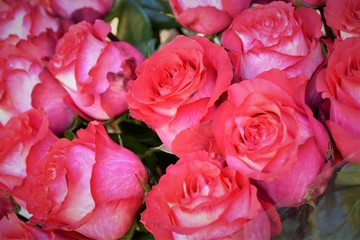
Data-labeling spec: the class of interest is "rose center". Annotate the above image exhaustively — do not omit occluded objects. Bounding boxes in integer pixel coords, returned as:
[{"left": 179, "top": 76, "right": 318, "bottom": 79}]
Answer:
[{"left": 234, "top": 113, "right": 279, "bottom": 151}]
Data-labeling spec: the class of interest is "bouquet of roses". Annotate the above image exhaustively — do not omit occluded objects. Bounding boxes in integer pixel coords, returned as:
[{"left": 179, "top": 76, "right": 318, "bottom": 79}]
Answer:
[{"left": 0, "top": 0, "right": 359, "bottom": 239}]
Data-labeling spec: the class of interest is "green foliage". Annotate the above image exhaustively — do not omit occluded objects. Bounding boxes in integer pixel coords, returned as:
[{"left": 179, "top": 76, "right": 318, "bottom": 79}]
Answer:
[
  {"left": 133, "top": 0, "right": 179, "bottom": 29},
  {"left": 105, "top": 0, "right": 179, "bottom": 57},
  {"left": 106, "top": 113, "right": 178, "bottom": 185},
  {"left": 335, "top": 163, "right": 360, "bottom": 186},
  {"left": 63, "top": 115, "right": 87, "bottom": 140},
  {"left": 105, "top": 0, "right": 154, "bottom": 56},
  {"left": 273, "top": 165, "right": 360, "bottom": 239}
]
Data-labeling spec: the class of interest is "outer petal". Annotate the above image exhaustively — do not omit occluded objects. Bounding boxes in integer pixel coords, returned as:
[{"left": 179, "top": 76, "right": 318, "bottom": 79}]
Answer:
[
  {"left": 327, "top": 121, "right": 360, "bottom": 163},
  {"left": 0, "top": 109, "right": 57, "bottom": 191},
  {"left": 31, "top": 69, "right": 75, "bottom": 135},
  {"left": 256, "top": 138, "right": 324, "bottom": 206},
  {"left": 176, "top": 6, "right": 232, "bottom": 35},
  {"left": 76, "top": 200, "right": 141, "bottom": 240},
  {"left": 91, "top": 122, "right": 147, "bottom": 202}
]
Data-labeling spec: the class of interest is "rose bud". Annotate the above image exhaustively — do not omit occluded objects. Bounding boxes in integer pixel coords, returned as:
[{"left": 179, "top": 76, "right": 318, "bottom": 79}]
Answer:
[{"left": 12, "top": 121, "right": 147, "bottom": 239}]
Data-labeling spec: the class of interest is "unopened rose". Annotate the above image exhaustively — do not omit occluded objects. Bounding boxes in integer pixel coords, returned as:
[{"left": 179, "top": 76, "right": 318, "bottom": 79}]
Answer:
[
  {"left": 141, "top": 151, "right": 281, "bottom": 239},
  {"left": 222, "top": 1, "right": 324, "bottom": 80},
  {"left": 317, "top": 37, "right": 360, "bottom": 163},
  {"left": 12, "top": 121, "right": 147, "bottom": 239},
  {"left": 324, "top": 0, "right": 360, "bottom": 40},
  {"left": 168, "top": 0, "right": 250, "bottom": 35},
  {"left": 45, "top": 0, "right": 113, "bottom": 23},
  {"left": 213, "top": 69, "right": 329, "bottom": 207},
  {"left": 127, "top": 35, "right": 232, "bottom": 150},
  {"left": 0, "top": 109, "right": 57, "bottom": 191},
  {"left": 48, "top": 20, "right": 144, "bottom": 121}
]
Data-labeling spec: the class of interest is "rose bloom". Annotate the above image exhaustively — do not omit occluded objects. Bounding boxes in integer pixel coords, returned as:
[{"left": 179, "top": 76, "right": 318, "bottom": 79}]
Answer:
[
  {"left": 0, "top": 109, "right": 57, "bottom": 192},
  {"left": 0, "top": 36, "right": 75, "bottom": 135},
  {"left": 324, "top": 0, "right": 360, "bottom": 40},
  {"left": 0, "top": 0, "right": 62, "bottom": 42},
  {"left": 168, "top": 0, "right": 251, "bottom": 35},
  {"left": 48, "top": 19, "right": 144, "bottom": 121},
  {"left": 127, "top": 35, "right": 232, "bottom": 150},
  {"left": 317, "top": 37, "right": 360, "bottom": 163},
  {"left": 221, "top": 1, "right": 324, "bottom": 80},
  {"left": 141, "top": 151, "right": 281, "bottom": 239},
  {"left": 43, "top": 0, "right": 113, "bottom": 23},
  {"left": 213, "top": 69, "right": 329, "bottom": 207},
  {"left": 12, "top": 121, "right": 147, "bottom": 239}
]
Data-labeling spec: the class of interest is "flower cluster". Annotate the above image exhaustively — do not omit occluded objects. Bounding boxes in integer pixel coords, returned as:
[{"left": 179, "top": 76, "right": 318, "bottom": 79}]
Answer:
[{"left": 0, "top": 0, "right": 359, "bottom": 239}]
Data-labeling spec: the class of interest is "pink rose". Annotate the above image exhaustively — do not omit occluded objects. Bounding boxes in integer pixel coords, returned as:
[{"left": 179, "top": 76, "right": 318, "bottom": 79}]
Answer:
[
  {"left": 12, "top": 121, "right": 147, "bottom": 239},
  {"left": 45, "top": 0, "right": 113, "bottom": 23},
  {"left": 0, "top": 213, "right": 54, "bottom": 239},
  {"left": 0, "top": 36, "right": 75, "bottom": 135},
  {"left": 0, "top": 38, "right": 42, "bottom": 124},
  {"left": 141, "top": 151, "right": 281, "bottom": 239},
  {"left": 221, "top": 1, "right": 324, "bottom": 80},
  {"left": 317, "top": 37, "right": 360, "bottom": 163},
  {"left": 127, "top": 35, "right": 232, "bottom": 150},
  {"left": 0, "top": 1, "right": 62, "bottom": 42},
  {"left": 168, "top": 0, "right": 251, "bottom": 35},
  {"left": 0, "top": 109, "right": 58, "bottom": 191},
  {"left": 0, "top": 212, "right": 84, "bottom": 240},
  {"left": 213, "top": 69, "right": 329, "bottom": 207},
  {"left": 48, "top": 20, "right": 145, "bottom": 120},
  {"left": 324, "top": 0, "right": 360, "bottom": 40}
]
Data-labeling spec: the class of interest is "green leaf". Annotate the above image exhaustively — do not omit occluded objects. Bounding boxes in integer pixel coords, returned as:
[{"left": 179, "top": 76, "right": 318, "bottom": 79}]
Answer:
[
  {"left": 67, "top": 115, "right": 84, "bottom": 131},
  {"left": 152, "top": 144, "right": 172, "bottom": 154},
  {"left": 63, "top": 131, "right": 76, "bottom": 140},
  {"left": 104, "top": 0, "right": 124, "bottom": 22},
  {"left": 106, "top": 0, "right": 153, "bottom": 55},
  {"left": 135, "top": 38, "right": 157, "bottom": 58},
  {"left": 305, "top": 186, "right": 360, "bottom": 239},
  {"left": 133, "top": 221, "right": 155, "bottom": 240},
  {"left": 335, "top": 163, "right": 360, "bottom": 187},
  {"left": 134, "top": 0, "right": 179, "bottom": 29},
  {"left": 118, "top": 219, "right": 137, "bottom": 240}
]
